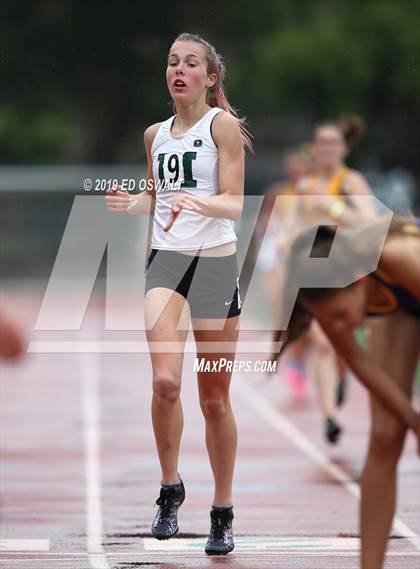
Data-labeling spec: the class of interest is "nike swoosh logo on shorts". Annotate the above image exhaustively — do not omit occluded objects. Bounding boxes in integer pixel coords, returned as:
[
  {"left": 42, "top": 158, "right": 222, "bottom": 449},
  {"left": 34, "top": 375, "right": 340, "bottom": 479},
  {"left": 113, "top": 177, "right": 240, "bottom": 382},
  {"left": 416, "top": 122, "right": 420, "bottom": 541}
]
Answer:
[{"left": 224, "top": 300, "right": 234, "bottom": 306}]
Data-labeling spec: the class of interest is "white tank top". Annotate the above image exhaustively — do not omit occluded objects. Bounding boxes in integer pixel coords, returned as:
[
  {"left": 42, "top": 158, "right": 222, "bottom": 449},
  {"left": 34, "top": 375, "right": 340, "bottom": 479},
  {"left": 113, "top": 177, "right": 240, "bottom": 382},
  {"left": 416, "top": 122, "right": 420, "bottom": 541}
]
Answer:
[{"left": 151, "top": 107, "right": 237, "bottom": 250}]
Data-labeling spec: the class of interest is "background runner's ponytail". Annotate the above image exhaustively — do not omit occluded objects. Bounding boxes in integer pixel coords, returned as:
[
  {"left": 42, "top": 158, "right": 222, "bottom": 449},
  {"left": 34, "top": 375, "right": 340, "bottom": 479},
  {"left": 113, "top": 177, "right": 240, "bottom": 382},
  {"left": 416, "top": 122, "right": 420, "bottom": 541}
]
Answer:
[{"left": 338, "top": 115, "right": 366, "bottom": 150}]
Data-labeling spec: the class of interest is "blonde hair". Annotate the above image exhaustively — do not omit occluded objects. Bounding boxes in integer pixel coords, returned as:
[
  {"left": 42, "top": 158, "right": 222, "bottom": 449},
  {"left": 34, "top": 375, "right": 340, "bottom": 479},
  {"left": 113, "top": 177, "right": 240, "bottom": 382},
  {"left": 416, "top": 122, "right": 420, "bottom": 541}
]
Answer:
[{"left": 173, "top": 33, "right": 253, "bottom": 152}]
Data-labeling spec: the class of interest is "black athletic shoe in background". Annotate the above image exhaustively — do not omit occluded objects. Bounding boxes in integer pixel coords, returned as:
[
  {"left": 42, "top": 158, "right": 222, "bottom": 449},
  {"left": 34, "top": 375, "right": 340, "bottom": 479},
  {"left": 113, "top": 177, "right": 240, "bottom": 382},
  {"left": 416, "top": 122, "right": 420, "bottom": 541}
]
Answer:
[
  {"left": 151, "top": 477, "right": 185, "bottom": 540},
  {"left": 336, "top": 372, "right": 349, "bottom": 407},
  {"left": 205, "top": 506, "right": 235, "bottom": 555},
  {"left": 325, "top": 417, "right": 342, "bottom": 444}
]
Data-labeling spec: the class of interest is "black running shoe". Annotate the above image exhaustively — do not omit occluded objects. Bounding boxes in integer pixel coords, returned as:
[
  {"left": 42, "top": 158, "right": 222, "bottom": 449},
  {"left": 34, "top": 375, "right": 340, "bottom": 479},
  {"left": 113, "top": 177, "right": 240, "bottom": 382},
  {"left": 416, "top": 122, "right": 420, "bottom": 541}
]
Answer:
[
  {"left": 336, "top": 373, "right": 349, "bottom": 407},
  {"left": 205, "top": 507, "right": 234, "bottom": 555},
  {"left": 325, "top": 417, "right": 342, "bottom": 444},
  {"left": 151, "top": 478, "right": 185, "bottom": 540}
]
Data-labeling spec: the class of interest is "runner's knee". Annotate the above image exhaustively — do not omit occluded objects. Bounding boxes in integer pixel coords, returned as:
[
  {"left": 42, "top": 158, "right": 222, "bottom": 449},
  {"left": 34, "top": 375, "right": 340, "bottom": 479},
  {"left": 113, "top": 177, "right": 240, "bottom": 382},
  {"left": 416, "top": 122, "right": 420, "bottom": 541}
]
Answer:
[
  {"left": 200, "top": 397, "right": 229, "bottom": 421},
  {"left": 153, "top": 375, "right": 181, "bottom": 404},
  {"left": 369, "top": 422, "right": 406, "bottom": 459}
]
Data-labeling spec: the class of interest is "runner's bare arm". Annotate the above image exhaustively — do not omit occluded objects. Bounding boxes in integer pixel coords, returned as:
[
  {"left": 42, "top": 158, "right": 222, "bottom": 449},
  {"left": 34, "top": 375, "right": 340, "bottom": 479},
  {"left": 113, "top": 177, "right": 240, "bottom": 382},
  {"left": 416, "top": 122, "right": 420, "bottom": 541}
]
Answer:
[
  {"left": 380, "top": 236, "right": 420, "bottom": 300},
  {"left": 319, "top": 319, "right": 419, "bottom": 432},
  {"left": 337, "top": 170, "right": 377, "bottom": 222},
  {"left": 208, "top": 112, "right": 244, "bottom": 219}
]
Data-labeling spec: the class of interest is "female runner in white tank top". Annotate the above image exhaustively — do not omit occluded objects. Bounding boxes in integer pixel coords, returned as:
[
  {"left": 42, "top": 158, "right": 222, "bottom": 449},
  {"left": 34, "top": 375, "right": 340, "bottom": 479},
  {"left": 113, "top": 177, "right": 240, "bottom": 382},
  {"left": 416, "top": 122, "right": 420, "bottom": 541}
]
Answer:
[{"left": 105, "top": 32, "right": 252, "bottom": 556}]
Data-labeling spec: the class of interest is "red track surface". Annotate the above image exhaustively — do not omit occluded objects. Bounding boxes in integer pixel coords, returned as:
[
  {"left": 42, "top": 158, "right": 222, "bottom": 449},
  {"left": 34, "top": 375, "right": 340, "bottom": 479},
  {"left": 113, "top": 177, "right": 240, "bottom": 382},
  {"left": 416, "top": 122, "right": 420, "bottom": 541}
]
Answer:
[{"left": 1, "top": 290, "right": 419, "bottom": 568}]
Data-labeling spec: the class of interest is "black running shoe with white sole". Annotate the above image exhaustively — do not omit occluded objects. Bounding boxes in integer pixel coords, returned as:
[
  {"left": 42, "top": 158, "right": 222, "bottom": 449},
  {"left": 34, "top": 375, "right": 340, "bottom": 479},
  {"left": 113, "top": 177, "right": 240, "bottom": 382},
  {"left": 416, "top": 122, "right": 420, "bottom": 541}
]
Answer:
[
  {"left": 151, "top": 477, "right": 185, "bottom": 540},
  {"left": 205, "top": 507, "right": 234, "bottom": 555}
]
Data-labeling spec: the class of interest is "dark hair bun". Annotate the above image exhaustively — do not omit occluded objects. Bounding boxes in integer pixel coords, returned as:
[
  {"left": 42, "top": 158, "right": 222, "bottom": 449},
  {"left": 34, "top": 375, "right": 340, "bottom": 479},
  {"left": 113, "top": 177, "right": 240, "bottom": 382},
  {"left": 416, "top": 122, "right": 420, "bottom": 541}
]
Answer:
[{"left": 338, "top": 115, "right": 366, "bottom": 149}]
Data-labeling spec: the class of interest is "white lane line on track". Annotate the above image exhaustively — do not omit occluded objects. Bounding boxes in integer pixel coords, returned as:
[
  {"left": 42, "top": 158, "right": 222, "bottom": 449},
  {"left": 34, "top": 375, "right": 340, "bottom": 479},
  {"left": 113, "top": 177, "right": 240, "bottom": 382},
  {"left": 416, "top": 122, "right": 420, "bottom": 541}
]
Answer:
[
  {"left": 29, "top": 340, "right": 274, "bottom": 353},
  {"left": 2, "top": 550, "right": 419, "bottom": 558},
  {"left": 0, "top": 540, "right": 50, "bottom": 552},
  {"left": 233, "top": 379, "right": 420, "bottom": 551},
  {"left": 80, "top": 351, "right": 110, "bottom": 569},
  {"left": 143, "top": 536, "right": 357, "bottom": 551}
]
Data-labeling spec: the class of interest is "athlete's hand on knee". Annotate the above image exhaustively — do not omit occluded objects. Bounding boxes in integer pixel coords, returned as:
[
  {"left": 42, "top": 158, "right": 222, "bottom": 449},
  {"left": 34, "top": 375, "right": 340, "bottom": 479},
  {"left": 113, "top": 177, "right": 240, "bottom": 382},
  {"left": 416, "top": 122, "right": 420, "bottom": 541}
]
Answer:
[
  {"left": 164, "top": 193, "right": 208, "bottom": 231},
  {"left": 105, "top": 186, "right": 131, "bottom": 213}
]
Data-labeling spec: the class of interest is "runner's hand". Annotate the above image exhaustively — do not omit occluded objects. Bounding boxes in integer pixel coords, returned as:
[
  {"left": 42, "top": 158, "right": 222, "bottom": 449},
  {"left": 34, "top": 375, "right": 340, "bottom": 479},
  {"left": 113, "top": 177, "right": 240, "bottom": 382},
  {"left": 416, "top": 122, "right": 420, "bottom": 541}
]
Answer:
[
  {"left": 105, "top": 186, "right": 131, "bottom": 213},
  {"left": 164, "top": 193, "right": 208, "bottom": 232},
  {"left": 0, "top": 313, "right": 25, "bottom": 360}
]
